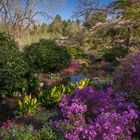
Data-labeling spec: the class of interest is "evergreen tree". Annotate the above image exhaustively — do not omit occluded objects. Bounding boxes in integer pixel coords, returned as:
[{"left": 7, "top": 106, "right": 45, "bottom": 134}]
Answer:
[
  {"left": 48, "top": 14, "right": 62, "bottom": 34},
  {"left": 65, "top": 19, "right": 73, "bottom": 36}
]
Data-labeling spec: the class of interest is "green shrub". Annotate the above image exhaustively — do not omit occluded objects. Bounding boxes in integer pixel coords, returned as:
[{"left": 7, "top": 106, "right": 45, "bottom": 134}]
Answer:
[
  {"left": 0, "top": 110, "right": 64, "bottom": 140},
  {"left": 93, "top": 74, "right": 113, "bottom": 90},
  {"left": 0, "top": 37, "right": 28, "bottom": 96},
  {"left": 103, "top": 46, "right": 128, "bottom": 64},
  {"left": 36, "top": 126, "right": 65, "bottom": 140},
  {"left": 67, "top": 45, "right": 85, "bottom": 59},
  {"left": 20, "top": 76, "right": 42, "bottom": 96},
  {"left": 0, "top": 126, "right": 34, "bottom": 140},
  {"left": 35, "top": 127, "right": 57, "bottom": 140},
  {"left": 24, "top": 39, "right": 71, "bottom": 72},
  {"left": 36, "top": 109, "right": 60, "bottom": 125},
  {"left": 29, "top": 76, "right": 41, "bottom": 94},
  {"left": 20, "top": 79, "right": 29, "bottom": 93},
  {"left": 0, "top": 32, "right": 16, "bottom": 48}
]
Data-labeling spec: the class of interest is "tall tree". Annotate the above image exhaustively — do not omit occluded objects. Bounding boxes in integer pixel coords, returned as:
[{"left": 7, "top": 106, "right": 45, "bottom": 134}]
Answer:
[
  {"left": 0, "top": 0, "right": 64, "bottom": 36},
  {"left": 83, "top": 12, "right": 106, "bottom": 29},
  {"left": 65, "top": 19, "right": 73, "bottom": 36},
  {"left": 61, "top": 19, "right": 67, "bottom": 36},
  {"left": 108, "top": 0, "right": 140, "bottom": 20},
  {"left": 74, "top": 0, "right": 140, "bottom": 48},
  {"left": 108, "top": 0, "right": 140, "bottom": 47},
  {"left": 48, "top": 14, "right": 63, "bottom": 35},
  {"left": 75, "top": 19, "right": 81, "bottom": 31},
  {"left": 73, "top": 0, "right": 107, "bottom": 18}
]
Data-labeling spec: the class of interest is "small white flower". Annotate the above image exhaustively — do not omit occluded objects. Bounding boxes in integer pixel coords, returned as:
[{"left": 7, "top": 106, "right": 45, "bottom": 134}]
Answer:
[{"left": 39, "top": 82, "right": 44, "bottom": 87}]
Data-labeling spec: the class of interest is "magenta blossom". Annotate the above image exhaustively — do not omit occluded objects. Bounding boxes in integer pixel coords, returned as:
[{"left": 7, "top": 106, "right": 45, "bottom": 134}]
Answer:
[
  {"left": 59, "top": 87, "right": 139, "bottom": 140},
  {"left": 63, "top": 59, "right": 81, "bottom": 74}
]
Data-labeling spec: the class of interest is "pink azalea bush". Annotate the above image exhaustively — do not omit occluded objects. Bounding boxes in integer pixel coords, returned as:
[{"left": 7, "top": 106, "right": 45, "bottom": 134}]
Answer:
[
  {"left": 0, "top": 120, "right": 13, "bottom": 130},
  {"left": 63, "top": 59, "right": 81, "bottom": 74},
  {"left": 96, "top": 70, "right": 107, "bottom": 75},
  {"left": 58, "top": 87, "right": 139, "bottom": 140}
]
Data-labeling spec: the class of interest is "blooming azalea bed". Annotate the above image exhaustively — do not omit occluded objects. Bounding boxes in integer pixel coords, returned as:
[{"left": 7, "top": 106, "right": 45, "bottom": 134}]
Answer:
[
  {"left": 0, "top": 84, "right": 139, "bottom": 140},
  {"left": 51, "top": 87, "right": 139, "bottom": 140}
]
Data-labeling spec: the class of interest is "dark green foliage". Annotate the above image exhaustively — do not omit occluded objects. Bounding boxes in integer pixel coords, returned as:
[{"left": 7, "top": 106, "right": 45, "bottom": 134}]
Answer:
[
  {"left": 20, "top": 79, "right": 29, "bottom": 93},
  {"left": 35, "top": 127, "right": 58, "bottom": 140},
  {"left": 0, "top": 32, "right": 16, "bottom": 48},
  {"left": 24, "top": 39, "right": 71, "bottom": 72},
  {"left": 47, "top": 15, "right": 81, "bottom": 37},
  {"left": 29, "top": 76, "right": 41, "bottom": 95},
  {"left": 35, "top": 110, "right": 64, "bottom": 140},
  {"left": 19, "top": 76, "right": 41, "bottom": 95},
  {"left": 103, "top": 46, "right": 128, "bottom": 64},
  {"left": 0, "top": 33, "right": 28, "bottom": 96}
]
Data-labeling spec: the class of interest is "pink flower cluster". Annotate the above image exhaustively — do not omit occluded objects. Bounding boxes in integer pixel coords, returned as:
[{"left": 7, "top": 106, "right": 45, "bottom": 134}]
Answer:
[
  {"left": 63, "top": 59, "right": 81, "bottom": 74},
  {"left": 97, "top": 70, "right": 107, "bottom": 75},
  {"left": 0, "top": 120, "right": 13, "bottom": 130}
]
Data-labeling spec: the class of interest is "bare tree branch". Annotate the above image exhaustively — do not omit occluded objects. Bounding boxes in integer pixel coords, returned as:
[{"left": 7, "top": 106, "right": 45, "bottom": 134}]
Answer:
[{"left": 0, "top": 0, "right": 64, "bottom": 34}]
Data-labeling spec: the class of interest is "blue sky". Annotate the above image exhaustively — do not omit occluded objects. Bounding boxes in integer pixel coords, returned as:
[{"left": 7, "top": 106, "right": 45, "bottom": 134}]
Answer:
[
  {"left": 59, "top": 0, "right": 115, "bottom": 20},
  {"left": 35, "top": 0, "right": 115, "bottom": 23}
]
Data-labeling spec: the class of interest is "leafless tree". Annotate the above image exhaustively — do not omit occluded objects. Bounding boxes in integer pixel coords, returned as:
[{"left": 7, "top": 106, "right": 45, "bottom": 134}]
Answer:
[
  {"left": 0, "top": 0, "right": 64, "bottom": 34},
  {"left": 73, "top": 0, "right": 110, "bottom": 19}
]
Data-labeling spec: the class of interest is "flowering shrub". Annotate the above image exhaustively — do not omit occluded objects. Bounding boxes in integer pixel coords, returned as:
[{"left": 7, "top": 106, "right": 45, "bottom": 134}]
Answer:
[
  {"left": 59, "top": 87, "right": 138, "bottom": 140},
  {"left": 63, "top": 59, "right": 81, "bottom": 74},
  {"left": 60, "top": 96, "right": 87, "bottom": 127},
  {"left": 113, "top": 49, "right": 140, "bottom": 93},
  {"left": 93, "top": 75, "right": 113, "bottom": 90},
  {"left": 0, "top": 120, "right": 13, "bottom": 130}
]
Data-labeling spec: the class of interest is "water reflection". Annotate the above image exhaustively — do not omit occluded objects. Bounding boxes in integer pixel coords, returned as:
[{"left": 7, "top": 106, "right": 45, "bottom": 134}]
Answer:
[{"left": 69, "top": 71, "right": 92, "bottom": 83}]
